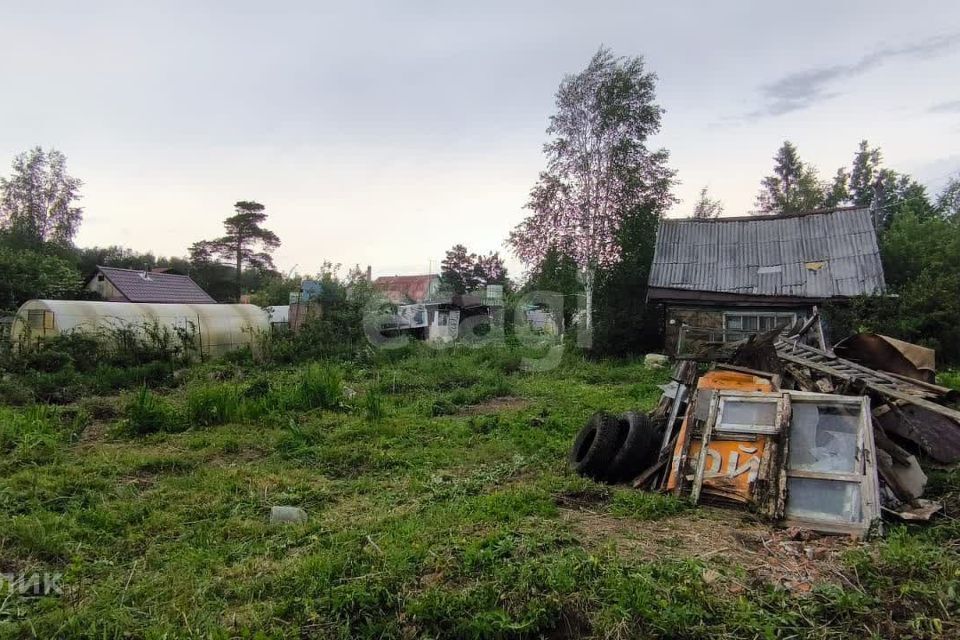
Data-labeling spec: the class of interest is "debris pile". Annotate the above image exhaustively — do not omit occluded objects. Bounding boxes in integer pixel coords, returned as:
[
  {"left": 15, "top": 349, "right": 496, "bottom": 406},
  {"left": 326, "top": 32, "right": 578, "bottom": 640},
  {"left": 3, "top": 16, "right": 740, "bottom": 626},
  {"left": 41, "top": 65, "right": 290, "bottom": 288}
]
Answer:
[{"left": 570, "top": 320, "right": 958, "bottom": 536}]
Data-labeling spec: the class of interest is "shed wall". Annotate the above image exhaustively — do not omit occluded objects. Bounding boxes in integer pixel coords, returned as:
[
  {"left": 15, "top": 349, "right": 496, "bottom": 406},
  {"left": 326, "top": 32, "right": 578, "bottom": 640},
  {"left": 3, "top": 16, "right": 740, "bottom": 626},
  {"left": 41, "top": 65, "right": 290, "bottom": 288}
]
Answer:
[{"left": 664, "top": 304, "right": 813, "bottom": 355}]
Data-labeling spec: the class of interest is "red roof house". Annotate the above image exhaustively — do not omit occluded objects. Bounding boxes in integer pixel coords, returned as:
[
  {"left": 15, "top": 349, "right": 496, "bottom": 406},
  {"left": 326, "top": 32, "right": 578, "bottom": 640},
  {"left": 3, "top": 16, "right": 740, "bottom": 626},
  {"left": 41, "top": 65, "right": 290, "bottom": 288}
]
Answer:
[{"left": 372, "top": 274, "right": 441, "bottom": 304}]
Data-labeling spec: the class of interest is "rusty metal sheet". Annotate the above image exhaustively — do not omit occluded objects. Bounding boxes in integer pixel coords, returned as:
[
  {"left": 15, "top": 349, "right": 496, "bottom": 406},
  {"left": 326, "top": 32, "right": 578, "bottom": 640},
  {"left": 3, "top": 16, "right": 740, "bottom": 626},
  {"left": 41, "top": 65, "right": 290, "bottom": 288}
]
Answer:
[{"left": 876, "top": 404, "right": 960, "bottom": 464}]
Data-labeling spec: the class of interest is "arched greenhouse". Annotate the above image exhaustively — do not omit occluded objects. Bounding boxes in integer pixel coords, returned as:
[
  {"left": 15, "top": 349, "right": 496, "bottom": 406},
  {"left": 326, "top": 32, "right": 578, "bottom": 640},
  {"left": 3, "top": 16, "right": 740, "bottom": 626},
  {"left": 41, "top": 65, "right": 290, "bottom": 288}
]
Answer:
[{"left": 9, "top": 300, "right": 269, "bottom": 359}]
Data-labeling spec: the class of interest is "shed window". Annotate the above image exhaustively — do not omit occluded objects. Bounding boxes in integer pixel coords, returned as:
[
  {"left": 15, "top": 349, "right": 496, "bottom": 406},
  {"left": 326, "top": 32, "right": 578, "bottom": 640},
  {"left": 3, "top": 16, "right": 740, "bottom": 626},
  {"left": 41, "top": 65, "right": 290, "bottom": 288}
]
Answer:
[{"left": 724, "top": 312, "right": 798, "bottom": 334}]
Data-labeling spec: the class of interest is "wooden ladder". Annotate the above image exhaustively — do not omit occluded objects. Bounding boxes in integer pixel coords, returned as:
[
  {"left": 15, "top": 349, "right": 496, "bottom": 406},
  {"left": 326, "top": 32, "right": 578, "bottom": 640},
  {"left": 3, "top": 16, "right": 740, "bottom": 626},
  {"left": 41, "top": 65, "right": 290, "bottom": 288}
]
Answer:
[{"left": 775, "top": 339, "right": 960, "bottom": 423}]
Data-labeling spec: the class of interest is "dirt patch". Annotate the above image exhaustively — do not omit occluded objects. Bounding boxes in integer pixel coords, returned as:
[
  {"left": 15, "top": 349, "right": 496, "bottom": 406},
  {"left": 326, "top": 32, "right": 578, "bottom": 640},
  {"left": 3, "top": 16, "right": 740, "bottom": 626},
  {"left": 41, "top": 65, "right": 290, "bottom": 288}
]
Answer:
[
  {"left": 76, "top": 420, "right": 112, "bottom": 445},
  {"left": 554, "top": 488, "right": 611, "bottom": 510},
  {"left": 561, "top": 505, "right": 863, "bottom": 594},
  {"left": 459, "top": 396, "right": 531, "bottom": 415}
]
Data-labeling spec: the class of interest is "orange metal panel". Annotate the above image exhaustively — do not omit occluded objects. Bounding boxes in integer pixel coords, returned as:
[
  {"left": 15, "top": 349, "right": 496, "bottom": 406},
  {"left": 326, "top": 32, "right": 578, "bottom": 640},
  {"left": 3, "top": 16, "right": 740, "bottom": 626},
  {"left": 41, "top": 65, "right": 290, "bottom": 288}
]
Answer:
[{"left": 665, "top": 371, "right": 774, "bottom": 494}]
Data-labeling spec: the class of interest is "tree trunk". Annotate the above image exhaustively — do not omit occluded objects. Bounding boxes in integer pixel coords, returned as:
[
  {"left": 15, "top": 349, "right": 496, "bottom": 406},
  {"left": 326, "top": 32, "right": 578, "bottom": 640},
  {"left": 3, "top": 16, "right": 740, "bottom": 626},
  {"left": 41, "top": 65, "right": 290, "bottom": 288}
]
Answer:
[
  {"left": 582, "top": 267, "right": 594, "bottom": 336},
  {"left": 235, "top": 240, "right": 243, "bottom": 301}
]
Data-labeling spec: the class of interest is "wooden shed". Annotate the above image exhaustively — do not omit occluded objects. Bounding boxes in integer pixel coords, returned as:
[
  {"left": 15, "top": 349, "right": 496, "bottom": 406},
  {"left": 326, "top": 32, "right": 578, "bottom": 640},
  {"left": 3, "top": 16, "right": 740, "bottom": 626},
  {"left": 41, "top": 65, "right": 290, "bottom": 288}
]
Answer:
[{"left": 647, "top": 207, "right": 886, "bottom": 354}]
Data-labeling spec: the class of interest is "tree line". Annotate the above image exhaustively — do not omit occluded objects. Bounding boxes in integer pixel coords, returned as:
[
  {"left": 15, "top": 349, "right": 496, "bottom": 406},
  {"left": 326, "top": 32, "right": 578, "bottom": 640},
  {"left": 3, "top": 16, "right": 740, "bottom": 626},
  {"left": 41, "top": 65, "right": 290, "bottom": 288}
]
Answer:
[{"left": 0, "top": 148, "right": 286, "bottom": 310}]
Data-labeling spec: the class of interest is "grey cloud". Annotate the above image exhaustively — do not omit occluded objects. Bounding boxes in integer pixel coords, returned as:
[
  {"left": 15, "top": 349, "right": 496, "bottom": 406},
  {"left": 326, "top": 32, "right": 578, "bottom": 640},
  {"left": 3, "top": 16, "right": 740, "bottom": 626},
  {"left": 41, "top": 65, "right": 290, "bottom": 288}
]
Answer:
[{"left": 751, "top": 33, "right": 960, "bottom": 117}]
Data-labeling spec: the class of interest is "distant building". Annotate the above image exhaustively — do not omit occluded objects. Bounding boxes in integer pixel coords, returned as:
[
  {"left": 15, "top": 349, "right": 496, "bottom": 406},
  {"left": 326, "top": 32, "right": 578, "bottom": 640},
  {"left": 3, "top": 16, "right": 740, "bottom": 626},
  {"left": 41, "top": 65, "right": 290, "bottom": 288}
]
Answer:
[
  {"left": 647, "top": 207, "right": 886, "bottom": 354},
  {"left": 85, "top": 266, "right": 216, "bottom": 304},
  {"left": 372, "top": 274, "right": 441, "bottom": 304}
]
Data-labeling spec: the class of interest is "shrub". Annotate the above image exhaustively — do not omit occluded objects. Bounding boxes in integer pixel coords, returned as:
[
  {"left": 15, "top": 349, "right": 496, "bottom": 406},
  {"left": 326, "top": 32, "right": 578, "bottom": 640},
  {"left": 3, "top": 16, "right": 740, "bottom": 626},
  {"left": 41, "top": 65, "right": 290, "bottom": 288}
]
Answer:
[
  {"left": 90, "top": 361, "right": 175, "bottom": 393},
  {"left": 0, "top": 378, "right": 35, "bottom": 406},
  {"left": 23, "top": 349, "right": 73, "bottom": 373},
  {"left": 124, "top": 386, "right": 176, "bottom": 435},
  {"left": 22, "top": 369, "right": 83, "bottom": 404}
]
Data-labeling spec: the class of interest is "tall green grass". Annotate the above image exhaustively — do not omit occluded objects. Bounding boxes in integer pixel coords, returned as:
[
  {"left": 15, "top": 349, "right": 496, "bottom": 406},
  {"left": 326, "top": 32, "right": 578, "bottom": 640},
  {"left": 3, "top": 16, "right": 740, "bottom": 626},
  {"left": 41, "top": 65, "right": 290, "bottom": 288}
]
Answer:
[
  {"left": 185, "top": 384, "right": 243, "bottom": 427},
  {"left": 124, "top": 386, "right": 177, "bottom": 435},
  {"left": 0, "top": 405, "right": 85, "bottom": 466},
  {"left": 289, "top": 363, "right": 344, "bottom": 411}
]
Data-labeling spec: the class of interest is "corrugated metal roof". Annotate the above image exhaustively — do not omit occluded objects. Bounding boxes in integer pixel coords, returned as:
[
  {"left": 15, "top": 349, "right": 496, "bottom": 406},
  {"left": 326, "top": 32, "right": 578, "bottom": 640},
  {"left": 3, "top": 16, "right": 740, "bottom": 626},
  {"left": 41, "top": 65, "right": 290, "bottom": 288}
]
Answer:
[
  {"left": 648, "top": 207, "right": 886, "bottom": 299},
  {"left": 94, "top": 266, "right": 216, "bottom": 304}
]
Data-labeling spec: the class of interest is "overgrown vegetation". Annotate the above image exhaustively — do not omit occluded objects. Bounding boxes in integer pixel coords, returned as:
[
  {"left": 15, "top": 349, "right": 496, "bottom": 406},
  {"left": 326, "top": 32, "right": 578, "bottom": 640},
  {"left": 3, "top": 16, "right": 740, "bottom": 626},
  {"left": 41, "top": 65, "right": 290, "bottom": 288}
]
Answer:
[{"left": 0, "top": 344, "right": 957, "bottom": 638}]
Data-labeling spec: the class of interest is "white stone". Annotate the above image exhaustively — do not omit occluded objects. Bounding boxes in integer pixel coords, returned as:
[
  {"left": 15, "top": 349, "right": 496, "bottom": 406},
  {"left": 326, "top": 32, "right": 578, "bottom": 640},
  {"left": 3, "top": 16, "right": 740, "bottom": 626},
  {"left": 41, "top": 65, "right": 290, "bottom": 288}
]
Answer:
[
  {"left": 270, "top": 506, "right": 307, "bottom": 524},
  {"left": 644, "top": 353, "right": 670, "bottom": 368}
]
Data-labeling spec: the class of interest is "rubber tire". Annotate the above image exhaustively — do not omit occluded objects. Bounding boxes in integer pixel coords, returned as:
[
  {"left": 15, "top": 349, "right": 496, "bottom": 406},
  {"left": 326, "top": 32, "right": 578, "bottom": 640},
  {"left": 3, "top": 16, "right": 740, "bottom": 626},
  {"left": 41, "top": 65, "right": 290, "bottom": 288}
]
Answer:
[
  {"left": 569, "top": 411, "right": 626, "bottom": 480},
  {"left": 606, "top": 411, "right": 659, "bottom": 482}
]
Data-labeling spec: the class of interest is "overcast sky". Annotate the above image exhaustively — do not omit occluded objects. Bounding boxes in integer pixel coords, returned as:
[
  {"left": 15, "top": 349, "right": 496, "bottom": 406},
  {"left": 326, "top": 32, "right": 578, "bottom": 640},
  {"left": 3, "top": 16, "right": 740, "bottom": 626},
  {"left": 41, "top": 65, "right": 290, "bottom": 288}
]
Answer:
[{"left": 2, "top": 1, "right": 959, "bottom": 278}]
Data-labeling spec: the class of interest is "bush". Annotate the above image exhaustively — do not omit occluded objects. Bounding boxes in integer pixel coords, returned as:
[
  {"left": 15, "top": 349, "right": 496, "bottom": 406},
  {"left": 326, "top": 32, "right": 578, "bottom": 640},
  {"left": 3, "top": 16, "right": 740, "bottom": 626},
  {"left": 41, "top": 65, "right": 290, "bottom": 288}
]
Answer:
[
  {"left": 89, "top": 361, "right": 175, "bottom": 393},
  {"left": 0, "top": 378, "right": 35, "bottom": 405},
  {"left": 22, "top": 369, "right": 83, "bottom": 404},
  {"left": 124, "top": 386, "right": 177, "bottom": 435},
  {"left": 22, "top": 349, "right": 73, "bottom": 373}
]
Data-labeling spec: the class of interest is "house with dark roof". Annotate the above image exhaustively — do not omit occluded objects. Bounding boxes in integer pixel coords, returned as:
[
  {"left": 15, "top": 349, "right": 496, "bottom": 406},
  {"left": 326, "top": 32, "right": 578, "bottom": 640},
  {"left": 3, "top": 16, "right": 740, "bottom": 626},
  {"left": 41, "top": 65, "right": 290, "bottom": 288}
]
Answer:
[
  {"left": 85, "top": 266, "right": 216, "bottom": 304},
  {"left": 647, "top": 207, "right": 886, "bottom": 353}
]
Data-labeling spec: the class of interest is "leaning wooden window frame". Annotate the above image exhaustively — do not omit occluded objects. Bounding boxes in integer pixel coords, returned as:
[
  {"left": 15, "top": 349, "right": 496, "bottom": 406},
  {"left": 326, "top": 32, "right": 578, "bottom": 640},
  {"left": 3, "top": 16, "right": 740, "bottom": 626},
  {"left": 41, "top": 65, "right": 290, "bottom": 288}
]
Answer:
[
  {"left": 676, "top": 387, "right": 881, "bottom": 537},
  {"left": 781, "top": 391, "right": 881, "bottom": 536}
]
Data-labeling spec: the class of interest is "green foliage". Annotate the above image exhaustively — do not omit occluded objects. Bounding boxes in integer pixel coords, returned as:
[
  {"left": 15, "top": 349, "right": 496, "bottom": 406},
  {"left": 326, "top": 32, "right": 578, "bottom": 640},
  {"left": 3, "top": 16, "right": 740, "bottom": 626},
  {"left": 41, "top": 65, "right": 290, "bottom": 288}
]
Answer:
[
  {"left": 0, "top": 147, "right": 83, "bottom": 247},
  {"left": 0, "top": 405, "right": 85, "bottom": 467},
  {"left": 123, "top": 386, "right": 177, "bottom": 435},
  {"left": 363, "top": 387, "right": 386, "bottom": 422},
  {"left": 592, "top": 202, "right": 664, "bottom": 356},
  {"left": 826, "top": 208, "right": 960, "bottom": 363},
  {"left": 0, "top": 243, "right": 82, "bottom": 310},
  {"left": 0, "top": 322, "right": 192, "bottom": 403},
  {"left": 609, "top": 489, "right": 690, "bottom": 519},
  {"left": 185, "top": 384, "right": 243, "bottom": 427},
  {"left": 190, "top": 200, "right": 280, "bottom": 300},
  {"left": 291, "top": 363, "right": 344, "bottom": 411},
  {"left": 755, "top": 140, "right": 826, "bottom": 214},
  {"left": 0, "top": 348, "right": 958, "bottom": 638}
]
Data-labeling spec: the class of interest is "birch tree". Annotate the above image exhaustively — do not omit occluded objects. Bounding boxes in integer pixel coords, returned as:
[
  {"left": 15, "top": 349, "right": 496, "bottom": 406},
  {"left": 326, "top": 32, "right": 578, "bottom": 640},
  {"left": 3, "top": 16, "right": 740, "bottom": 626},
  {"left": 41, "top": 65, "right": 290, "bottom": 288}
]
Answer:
[
  {"left": 0, "top": 147, "right": 83, "bottom": 247},
  {"left": 508, "top": 47, "right": 674, "bottom": 333}
]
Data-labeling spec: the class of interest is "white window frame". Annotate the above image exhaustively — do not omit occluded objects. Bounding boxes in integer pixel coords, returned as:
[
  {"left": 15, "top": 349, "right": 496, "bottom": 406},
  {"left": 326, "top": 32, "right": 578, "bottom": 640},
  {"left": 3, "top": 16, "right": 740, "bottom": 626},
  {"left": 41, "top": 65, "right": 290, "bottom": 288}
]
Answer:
[
  {"left": 714, "top": 393, "right": 783, "bottom": 435},
  {"left": 783, "top": 392, "right": 880, "bottom": 536},
  {"left": 723, "top": 310, "right": 800, "bottom": 335}
]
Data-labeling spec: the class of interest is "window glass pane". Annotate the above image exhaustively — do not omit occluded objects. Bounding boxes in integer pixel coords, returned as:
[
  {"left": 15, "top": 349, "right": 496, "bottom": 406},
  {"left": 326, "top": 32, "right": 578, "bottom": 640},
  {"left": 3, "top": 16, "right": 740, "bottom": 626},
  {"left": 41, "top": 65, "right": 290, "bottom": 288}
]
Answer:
[
  {"left": 718, "top": 399, "right": 777, "bottom": 430},
  {"left": 743, "top": 316, "right": 758, "bottom": 331},
  {"left": 786, "top": 477, "right": 861, "bottom": 523},
  {"left": 726, "top": 316, "right": 743, "bottom": 330},
  {"left": 789, "top": 402, "right": 860, "bottom": 473}
]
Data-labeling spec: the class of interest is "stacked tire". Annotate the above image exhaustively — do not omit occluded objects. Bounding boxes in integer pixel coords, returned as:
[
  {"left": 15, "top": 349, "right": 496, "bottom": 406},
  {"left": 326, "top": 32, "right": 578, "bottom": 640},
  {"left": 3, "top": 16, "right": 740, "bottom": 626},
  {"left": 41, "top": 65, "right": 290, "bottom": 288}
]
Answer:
[{"left": 569, "top": 410, "right": 660, "bottom": 483}]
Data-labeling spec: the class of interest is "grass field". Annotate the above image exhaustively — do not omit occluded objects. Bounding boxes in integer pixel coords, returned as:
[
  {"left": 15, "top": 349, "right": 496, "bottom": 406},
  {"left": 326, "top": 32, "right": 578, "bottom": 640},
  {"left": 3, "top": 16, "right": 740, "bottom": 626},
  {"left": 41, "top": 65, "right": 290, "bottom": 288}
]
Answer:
[{"left": 1, "top": 346, "right": 958, "bottom": 639}]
